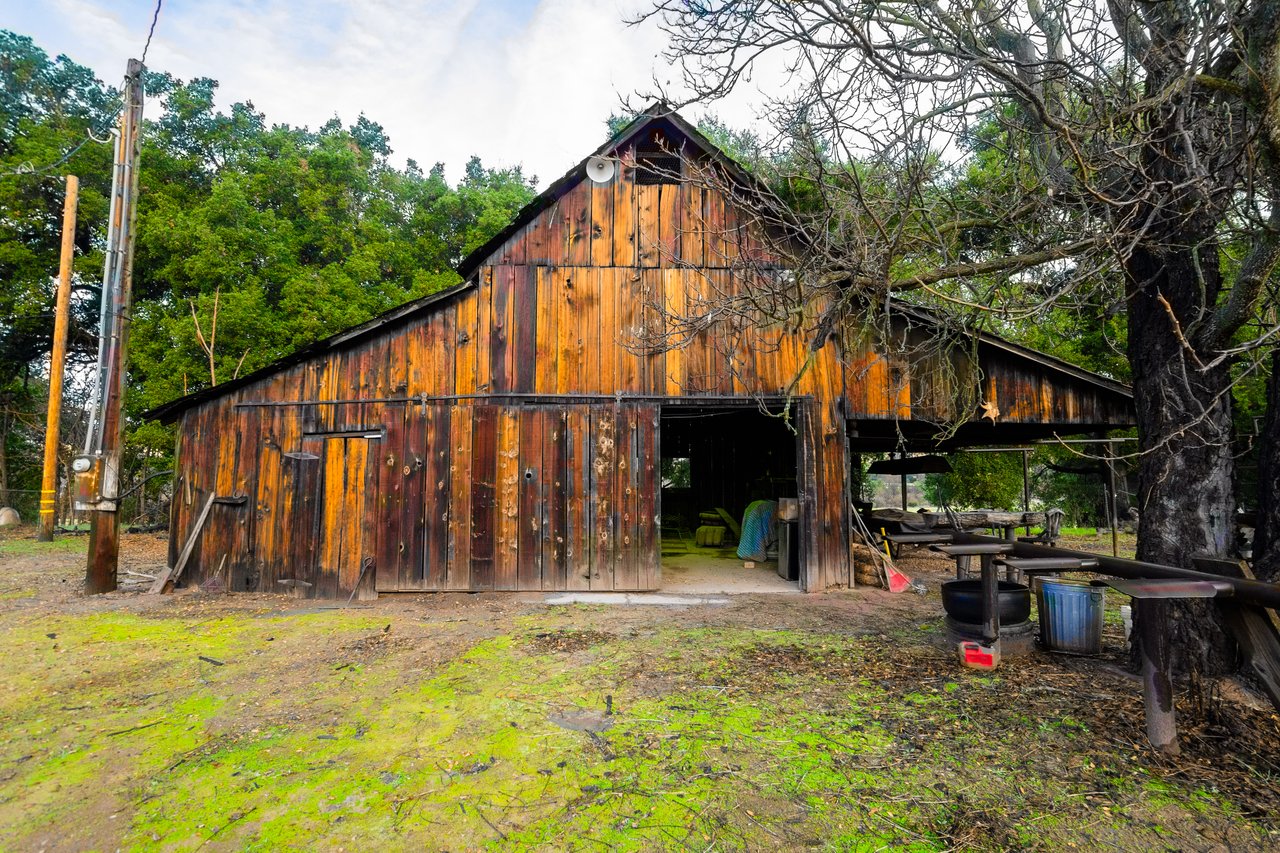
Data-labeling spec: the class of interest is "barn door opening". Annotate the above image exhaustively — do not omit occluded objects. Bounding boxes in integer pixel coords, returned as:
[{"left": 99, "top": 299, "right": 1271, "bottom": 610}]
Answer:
[{"left": 658, "top": 404, "right": 801, "bottom": 593}]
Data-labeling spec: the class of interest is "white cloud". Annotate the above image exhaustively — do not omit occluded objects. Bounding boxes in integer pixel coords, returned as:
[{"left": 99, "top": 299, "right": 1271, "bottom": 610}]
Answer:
[{"left": 4, "top": 0, "right": 783, "bottom": 186}]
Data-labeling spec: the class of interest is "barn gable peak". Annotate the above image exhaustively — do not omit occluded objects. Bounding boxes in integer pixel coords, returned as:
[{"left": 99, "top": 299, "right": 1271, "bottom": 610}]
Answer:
[{"left": 455, "top": 102, "right": 753, "bottom": 280}]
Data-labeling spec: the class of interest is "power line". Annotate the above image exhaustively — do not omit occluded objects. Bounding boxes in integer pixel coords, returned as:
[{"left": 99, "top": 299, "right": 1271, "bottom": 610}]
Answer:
[
  {"left": 0, "top": 134, "right": 100, "bottom": 179},
  {"left": 140, "top": 0, "right": 163, "bottom": 67}
]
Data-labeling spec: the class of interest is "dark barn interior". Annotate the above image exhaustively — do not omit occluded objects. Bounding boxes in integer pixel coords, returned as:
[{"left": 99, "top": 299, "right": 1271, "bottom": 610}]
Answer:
[{"left": 659, "top": 406, "right": 798, "bottom": 535}]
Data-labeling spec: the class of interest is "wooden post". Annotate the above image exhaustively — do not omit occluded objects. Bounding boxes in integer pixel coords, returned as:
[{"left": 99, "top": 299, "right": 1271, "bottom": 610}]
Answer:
[
  {"left": 980, "top": 552, "right": 1000, "bottom": 645},
  {"left": 1021, "top": 449, "right": 1031, "bottom": 536},
  {"left": 86, "top": 59, "right": 144, "bottom": 594},
  {"left": 1105, "top": 443, "right": 1120, "bottom": 557},
  {"left": 1137, "top": 598, "right": 1179, "bottom": 754},
  {"left": 38, "top": 175, "right": 79, "bottom": 541}
]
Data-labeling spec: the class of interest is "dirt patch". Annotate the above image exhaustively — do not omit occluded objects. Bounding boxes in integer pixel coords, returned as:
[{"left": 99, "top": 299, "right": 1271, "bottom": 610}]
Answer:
[
  {"left": 2, "top": 528, "right": 1279, "bottom": 851},
  {"left": 525, "top": 628, "right": 614, "bottom": 654}
]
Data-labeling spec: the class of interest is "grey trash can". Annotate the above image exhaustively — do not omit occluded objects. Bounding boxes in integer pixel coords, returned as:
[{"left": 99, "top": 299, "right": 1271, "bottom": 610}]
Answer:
[{"left": 1035, "top": 578, "right": 1105, "bottom": 655}]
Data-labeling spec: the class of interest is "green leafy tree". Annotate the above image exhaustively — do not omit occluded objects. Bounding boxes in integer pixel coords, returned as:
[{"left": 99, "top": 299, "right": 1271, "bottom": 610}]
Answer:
[{"left": 922, "top": 453, "right": 1024, "bottom": 512}]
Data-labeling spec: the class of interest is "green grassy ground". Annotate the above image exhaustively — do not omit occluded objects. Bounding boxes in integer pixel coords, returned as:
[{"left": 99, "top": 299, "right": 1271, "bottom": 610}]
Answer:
[{"left": 1, "top": 535, "right": 1276, "bottom": 851}]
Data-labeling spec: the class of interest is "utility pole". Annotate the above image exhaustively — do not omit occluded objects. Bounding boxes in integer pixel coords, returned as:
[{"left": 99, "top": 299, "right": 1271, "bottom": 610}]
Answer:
[
  {"left": 38, "top": 175, "right": 79, "bottom": 541},
  {"left": 80, "top": 60, "right": 144, "bottom": 594}
]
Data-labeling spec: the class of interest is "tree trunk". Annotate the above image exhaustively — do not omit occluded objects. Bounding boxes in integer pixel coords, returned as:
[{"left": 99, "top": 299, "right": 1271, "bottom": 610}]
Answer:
[
  {"left": 1126, "top": 244, "right": 1239, "bottom": 678},
  {"left": 1253, "top": 351, "right": 1280, "bottom": 582}
]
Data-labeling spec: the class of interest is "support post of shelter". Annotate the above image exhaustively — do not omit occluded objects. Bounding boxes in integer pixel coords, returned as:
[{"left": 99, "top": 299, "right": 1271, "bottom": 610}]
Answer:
[
  {"left": 1021, "top": 448, "right": 1030, "bottom": 537},
  {"left": 1137, "top": 598, "right": 1179, "bottom": 754},
  {"left": 1105, "top": 441, "right": 1119, "bottom": 557},
  {"left": 38, "top": 175, "right": 78, "bottom": 541}
]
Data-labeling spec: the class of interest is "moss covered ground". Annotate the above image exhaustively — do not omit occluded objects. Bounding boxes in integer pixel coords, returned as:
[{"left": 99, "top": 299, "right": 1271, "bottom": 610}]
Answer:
[{"left": 1, "top": 532, "right": 1277, "bottom": 851}]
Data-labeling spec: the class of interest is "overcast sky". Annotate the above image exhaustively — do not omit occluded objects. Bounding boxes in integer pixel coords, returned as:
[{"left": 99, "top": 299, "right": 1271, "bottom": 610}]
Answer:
[{"left": 1, "top": 0, "right": 770, "bottom": 186}]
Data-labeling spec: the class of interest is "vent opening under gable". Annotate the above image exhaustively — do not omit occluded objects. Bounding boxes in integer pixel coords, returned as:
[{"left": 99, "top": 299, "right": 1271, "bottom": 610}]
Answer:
[{"left": 632, "top": 125, "right": 685, "bottom": 185}]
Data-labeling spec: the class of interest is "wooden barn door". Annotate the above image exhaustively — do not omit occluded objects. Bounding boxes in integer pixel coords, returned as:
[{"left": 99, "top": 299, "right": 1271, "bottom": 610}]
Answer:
[
  {"left": 314, "top": 434, "right": 380, "bottom": 599},
  {"left": 376, "top": 403, "right": 452, "bottom": 592}
]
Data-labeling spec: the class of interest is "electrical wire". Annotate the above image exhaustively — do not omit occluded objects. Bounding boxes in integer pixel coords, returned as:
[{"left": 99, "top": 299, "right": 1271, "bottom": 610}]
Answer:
[
  {"left": 0, "top": 134, "right": 99, "bottom": 178},
  {"left": 140, "top": 0, "right": 163, "bottom": 67}
]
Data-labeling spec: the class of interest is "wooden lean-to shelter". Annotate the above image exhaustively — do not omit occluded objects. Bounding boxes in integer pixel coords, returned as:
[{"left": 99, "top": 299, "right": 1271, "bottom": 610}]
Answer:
[{"left": 146, "top": 106, "right": 1134, "bottom": 598}]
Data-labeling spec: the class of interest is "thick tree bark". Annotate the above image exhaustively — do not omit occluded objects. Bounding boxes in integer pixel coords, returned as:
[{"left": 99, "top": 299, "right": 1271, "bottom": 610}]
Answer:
[
  {"left": 1126, "top": 243, "right": 1239, "bottom": 678},
  {"left": 1253, "top": 351, "right": 1280, "bottom": 582}
]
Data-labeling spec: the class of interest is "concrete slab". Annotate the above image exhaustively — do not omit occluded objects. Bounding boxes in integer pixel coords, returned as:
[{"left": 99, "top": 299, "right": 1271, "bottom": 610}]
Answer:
[
  {"left": 661, "top": 547, "right": 801, "bottom": 595},
  {"left": 544, "top": 593, "right": 731, "bottom": 606}
]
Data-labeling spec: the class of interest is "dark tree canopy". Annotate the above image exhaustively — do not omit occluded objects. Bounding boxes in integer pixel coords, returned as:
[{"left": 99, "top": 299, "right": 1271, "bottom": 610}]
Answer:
[
  {"left": 0, "top": 30, "right": 537, "bottom": 511},
  {"left": 638, "top": 1, "right": 1280, "bottom": 687}
]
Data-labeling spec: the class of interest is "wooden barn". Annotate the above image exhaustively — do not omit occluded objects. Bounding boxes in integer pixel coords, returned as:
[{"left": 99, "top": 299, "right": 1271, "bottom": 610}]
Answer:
[{"left": 146, "top": 107, "right": 1134, "bottom": 598}]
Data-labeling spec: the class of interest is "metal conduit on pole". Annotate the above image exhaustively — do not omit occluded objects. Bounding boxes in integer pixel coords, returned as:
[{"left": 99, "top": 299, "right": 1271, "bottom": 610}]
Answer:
[
  {"left": 37, "top": 175, "right": 79, "bottom": 541},
  {"left": 81, "top": 59, "right": 144, "bottom": 595}
]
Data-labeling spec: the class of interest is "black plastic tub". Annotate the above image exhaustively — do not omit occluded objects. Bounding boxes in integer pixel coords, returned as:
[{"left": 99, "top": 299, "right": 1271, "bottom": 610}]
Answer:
[{"left": 940, "top": 579, "right": 1031, "bottom": 624}]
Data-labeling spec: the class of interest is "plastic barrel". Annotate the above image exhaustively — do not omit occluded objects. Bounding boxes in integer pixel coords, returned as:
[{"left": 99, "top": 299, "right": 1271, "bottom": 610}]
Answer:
[{"left": 1035, "top": 578, "right": 1105, "bottom": 655}]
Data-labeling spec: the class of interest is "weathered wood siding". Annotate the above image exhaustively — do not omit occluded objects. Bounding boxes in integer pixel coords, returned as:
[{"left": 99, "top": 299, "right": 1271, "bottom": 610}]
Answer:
[{"left": 169, "top": 128, "right": 1131, "bottom": 597}]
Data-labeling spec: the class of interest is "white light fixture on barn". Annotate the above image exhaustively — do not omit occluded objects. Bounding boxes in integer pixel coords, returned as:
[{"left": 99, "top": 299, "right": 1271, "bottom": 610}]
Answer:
[{"left": 586, "top": 155, "right": 615, "bottom": 183}]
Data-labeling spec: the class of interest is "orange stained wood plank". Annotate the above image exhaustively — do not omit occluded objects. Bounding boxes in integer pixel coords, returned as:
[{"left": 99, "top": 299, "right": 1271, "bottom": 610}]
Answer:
[
  {"left": 422, "top": 403, "right": 451, "bottom": 589},
  {"left": 475, "top": 267, "right": 494, "bottom": 393},
  {"left": 435, "top": 309, "right": 457, "bottom": 397},
  {"left": 254, "top": 425, "right": 283, "bottom": 574},
  {"left": 663, "top": 269, "right": 687, "bottom": 395},
  {"left": 375, "top": 409, "right": 406, "bottom": 592},
  {"left": 319, "top": 437, "right": 347, "bottom": 599},
  {"left": 590, "top": 180, "right": 614, "bottom": 267},
  {"left": 517, "top": 407, "right": 545, "bottom": 590},
  {"left": 214, "top": 416, "right": 237, "bottom": 495},
  {"left": 564, "top": 407, "right": 592, "bottom": 591},
  {"left": 512, "top": 266, "right": 538, "bottom": 393},
  {"left": 490, "top": 265, "right": 515, "bottom": 392},
  {"left": 679, "top": 183, "right": 705, "bottom": 266},
  {"left": 705, "top": 187, "right": 728, "bottom": 266},
  {"left": 595, "top": 268, "right": 618, "bottom": 393},
  {"left": 638, "top": 269, "right": 665, "bottom": 394},
  {"left": 636, "top": 183, "right": 661, "bottom": 267},
  {"left": 590, "top": 407, "right": 617, "bottom": 590},
  {"left": 683, "top": 270, "right": 710, "bottom": 394},
  {"left": 545, "top": 408, "right": 569, "bottom": 590},
  {"left": 495, "top": 227, "right": 527, "bottom": 266},
  {"left": 495, "top": 407, "right": 520, "bottom": 590},
  {"left": 454, "top": 289, "right": 478, "bottom": 395},
  {"left": 563, "top": 182, "right": 592, "bottom": 266},
  {"left": 523, "top": 202, "right": 550, "bottom": 264},
  {"left": 339, "top": 437, "right": 369, "bottom": 594},
  {"left": 657, "top": 183, "right": 678, "bottom": 265},
  {"left": 577, "top": 268, "right": 602, "bottom": 394},
  {"left": 636, "top": 406, "right": 659, "bottom": 590},
  {"left": 534, "top": 266, "right": 559, "bottom": 394},
  {"left": 612, "top": 168, "right": 636, "bottom": 268},
  {"left": 387, "top": 323, "right": 409, "bottom": 395},
  {"left": 615, "top": 269, "right": 643, "bottom": 393},
  {"left": 446, "top": 403, "right": 473, "bottom": 589},
  {"left": 613, "top": 406, "right": 640, "bottom": 590},
  {"left": 554, "top": 268, "right": 573, "bottom": 393}
]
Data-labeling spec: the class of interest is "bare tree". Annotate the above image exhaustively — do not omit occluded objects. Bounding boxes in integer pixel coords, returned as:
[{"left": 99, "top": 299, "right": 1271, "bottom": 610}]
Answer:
[{"left": 637, "top": 0, "right": 1280, "bottom": 676}]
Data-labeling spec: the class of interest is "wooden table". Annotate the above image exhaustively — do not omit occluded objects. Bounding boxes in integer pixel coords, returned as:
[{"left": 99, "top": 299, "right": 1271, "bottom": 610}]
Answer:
[
  {"left": 871, "top": 508, "right": 1046, "bottom": 541},
  {"left": 933, "top": 542, "right": 1015, "bottom": 645}
]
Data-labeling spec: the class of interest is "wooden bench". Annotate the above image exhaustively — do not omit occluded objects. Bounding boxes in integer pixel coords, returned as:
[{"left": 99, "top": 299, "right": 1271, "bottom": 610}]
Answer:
[
  {"left": 882, "top": 531, "right": 953, "bottom": 559},
  {"left": 996, "top": 555, "right": 1099, "bottom": 584}
]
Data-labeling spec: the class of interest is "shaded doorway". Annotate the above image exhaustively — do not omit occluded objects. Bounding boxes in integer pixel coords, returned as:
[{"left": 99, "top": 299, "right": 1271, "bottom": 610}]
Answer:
[{"left": 658, "top": 405, "right": 801, "bottom": 593}]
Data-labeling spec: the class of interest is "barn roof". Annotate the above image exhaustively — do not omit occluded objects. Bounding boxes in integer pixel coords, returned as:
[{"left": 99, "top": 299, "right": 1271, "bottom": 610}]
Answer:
[{"left": 144, "top": 105, "right": 1132, "bottom": 424}]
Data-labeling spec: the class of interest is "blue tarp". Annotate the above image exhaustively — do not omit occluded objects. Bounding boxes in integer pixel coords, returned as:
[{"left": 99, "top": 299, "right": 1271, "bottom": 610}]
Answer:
[{"left": 737, "top": 500, "right": 777, "bottom": 561}]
